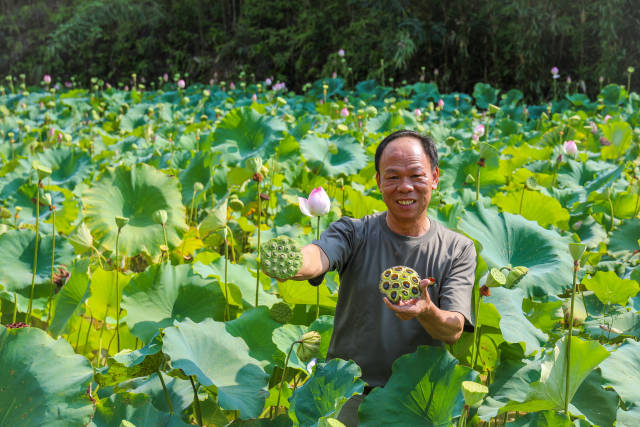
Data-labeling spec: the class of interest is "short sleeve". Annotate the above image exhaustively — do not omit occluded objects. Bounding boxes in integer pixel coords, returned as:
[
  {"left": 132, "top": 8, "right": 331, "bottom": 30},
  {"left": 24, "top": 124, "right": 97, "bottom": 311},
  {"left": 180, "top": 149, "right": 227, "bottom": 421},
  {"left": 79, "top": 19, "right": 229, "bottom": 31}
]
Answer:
[
  {"left": 306, "top": 217, "right": 359, "bottom": 286},
  {"left": 438, "top": 240, "right": 476, "bottom": 332}
]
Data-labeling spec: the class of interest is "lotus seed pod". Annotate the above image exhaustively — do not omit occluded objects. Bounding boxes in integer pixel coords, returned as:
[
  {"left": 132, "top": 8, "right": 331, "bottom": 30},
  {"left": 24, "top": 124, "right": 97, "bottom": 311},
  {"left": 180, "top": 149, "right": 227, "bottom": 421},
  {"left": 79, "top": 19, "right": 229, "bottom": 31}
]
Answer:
[
  {"left": 43, "top": 193, "right": 53, "bottom": 207},
  {"left": 152, "top": 209, "right": 168, "bottom": 225},
  {"left": 485, "top": 268, "right": 506, "bottom": 288},
  {"left": 569, "top": 243, "right": 586, "bottom": 262},
  {"left": 228, "top": 195, "right": 244, "bottom": 211},
  {"left": 269, "top": 302, "right": 293, "bottom": 323},
  {"left": 193, "top": 182, "right": 204, "bottom": 192},
  {"left": 379, "top": 266, "right": 423, "bottom": 304},
  {"left": 505, "top": 266, "right": 529, "bottom": 288},
  {"left": 462, "top": 381, "right": 489, "bottom": 407},
  {"left": 260, "top": 236, "right": 303, "bottom": 280},
  {"left": 0, "top": 206, "right": 11, "bottom": 219},
  {"left": 245, "top": 157, "right": 263, "bottom": 174},
  {"left": 32, "top": 160, "right": 52, "bottom": 180},
  {"left": 297, "top": 331, "right": 321, "bottom": 362},
  {"left": 115, "top": 216, "right": 129, "bottom": 230}
]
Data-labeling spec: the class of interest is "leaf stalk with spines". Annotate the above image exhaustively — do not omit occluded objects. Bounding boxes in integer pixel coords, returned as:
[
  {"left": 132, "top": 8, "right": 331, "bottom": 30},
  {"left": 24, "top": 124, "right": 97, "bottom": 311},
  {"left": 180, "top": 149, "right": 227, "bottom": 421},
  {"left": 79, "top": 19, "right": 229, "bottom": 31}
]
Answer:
[
  {"left": 565, "top": 243, "right": 585, "bottom": 417},
  {"left": 315, "top": 215, "right": 321, "bottom": 319},
  {"left": 255, "top": 177, "right": 262, "bottom": 307},
  {"left": 190, "top": 375, "right": 203, "bottom": 426},
  {"left": 26, "top": 178, "right": 44, "bottom": 323},
  {"left": 114, "top": 216, "right": 129, "bottom": 352},
  {"left": 275, "top": 339, "right": 300, "bottom": 415},
  {"left": 224, "top": 227, "right": 230, "bottom": 321},
  {"left": 46, "top": 202, "right": 56, "bottom": 328}
]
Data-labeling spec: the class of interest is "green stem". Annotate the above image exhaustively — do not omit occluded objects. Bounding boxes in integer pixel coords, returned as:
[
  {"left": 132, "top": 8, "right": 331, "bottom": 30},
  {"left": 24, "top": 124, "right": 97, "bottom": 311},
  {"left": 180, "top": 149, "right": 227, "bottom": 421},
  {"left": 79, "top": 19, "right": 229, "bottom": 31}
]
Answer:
[
  {"left": 475, "top": 166, "right": 481, "bottom": 201},
  {"left": 157, "top": 370, "right": 174, "bottom": 414},
  {"left": 115, "top": 230, "right": 121, "bottom": 352},
  {"left": 315, "top": 216, "right": 321, "bottom": 319},
  {"left": 276, "top": 341, "right": 298, "bottom": 414},
  {"left": 47, "top": 207, "right": 56, "bottom": 328},
  {"left": 634, "top": 189, "right": 640, "bottom": 217},
  {"left": 471, "top": 282, "right": 481, "bottom": 368},
  {"left": 189, "top": 188, "right": 197, "bottom": 226},
  {"left": 12, "top": 293, "right": 17, "bottom": 323},
  {"left": 26, "top": 181, "right": 41, "bottom": 323},
  {"left": 224, "top": 228, "right": 230, "bottom": 321},
  {"left": 255, "top": 179, "right": 261, "bottom": 307},
  {"left": 74, "top": 317, "right": 83, "bottom": 351},
  {"left": 519, "top": 185, "right": 526, "bottom": 215},
  {"left": 565, "top": 261, "right": 578, "bottom": 416},
  {"left": 83, "top": 315, "right": 93, "bottom": 354},
  {"left": 162, "top": 223, "right": 169, "bottom": 252},
  {"left": 190, "top": 375, "right": 203, "bottom": 426},
  {"left": 607, "top": 188, "right": 615, "bottom": 232}
]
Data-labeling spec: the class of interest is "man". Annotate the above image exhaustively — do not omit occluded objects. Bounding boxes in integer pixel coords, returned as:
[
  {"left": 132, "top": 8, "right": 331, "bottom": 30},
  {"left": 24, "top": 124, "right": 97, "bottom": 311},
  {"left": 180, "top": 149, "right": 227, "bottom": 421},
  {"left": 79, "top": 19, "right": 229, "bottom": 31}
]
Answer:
[{"left": 288, "top": 129, "right": 476, "bottom": 425}]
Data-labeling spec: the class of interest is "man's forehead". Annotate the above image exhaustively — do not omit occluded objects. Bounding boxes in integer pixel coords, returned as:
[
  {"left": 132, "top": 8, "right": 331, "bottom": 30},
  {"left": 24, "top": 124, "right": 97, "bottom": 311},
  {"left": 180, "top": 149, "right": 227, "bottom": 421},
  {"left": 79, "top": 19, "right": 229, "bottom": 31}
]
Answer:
[{"left": 379, "top": 138, "right": 431, "bottom": 168}]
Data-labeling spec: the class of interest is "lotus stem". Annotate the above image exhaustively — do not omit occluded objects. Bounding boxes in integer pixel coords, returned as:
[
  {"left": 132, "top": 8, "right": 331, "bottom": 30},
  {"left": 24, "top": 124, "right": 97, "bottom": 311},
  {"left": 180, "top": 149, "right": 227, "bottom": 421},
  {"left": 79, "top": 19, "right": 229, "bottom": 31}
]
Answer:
[
  {"left": 475, "top": 165, "right": 481, "bottom": 201},
  {"left": 46, "top": 206, "right": 56, "bottom": 328},
  {"left": 315, "top": 215, "right": 321, "bottom": 319},
  {"left": 83, "top": 314, "right": 93, "bottom": 354},
  {"left": 224, "top": 228, "right": 230, "bottom": 321},
  {"left": 564, "top": 259, "right": 579, "bottom": 416},
  {"left": 74, "top": 317, "right": 83, "bottom": 351},
  {"left": 157, "top": 370, "right": 174, "bottom": 414},
  {"left": 255, "top": 178, "right": 261, "bottom": 307},
  {"left": 12, "top": 293, "right": 17, "bottom": 323},
  {"left": 115, "top": 229, "right": 121, "bottom": 352},
  {"left": 607, "top": 188, "right": 614, "bottom": 232},
  {"left": 190, "top": 375, "right": 203, "bottom": 426},
  {"left": 634, "top": 189, "right": 640, "bottom": 217},
  {"left": 276, "top": 340, "right": 299, "bottom": 415},
  {"left": 161, "top": 223, "right": 169, "bottom": 253},
  {"left": 519, "top": 185, "right": 526, "bottom": 215},
  {"left": 471, "top": 282, "right": 482, "bottom": 369},
  {"left": 188, "top": 187, "right": 197, "bottom": 225},
  {"left": 26, "top": 181, "right": 41, "bottom": 324}
]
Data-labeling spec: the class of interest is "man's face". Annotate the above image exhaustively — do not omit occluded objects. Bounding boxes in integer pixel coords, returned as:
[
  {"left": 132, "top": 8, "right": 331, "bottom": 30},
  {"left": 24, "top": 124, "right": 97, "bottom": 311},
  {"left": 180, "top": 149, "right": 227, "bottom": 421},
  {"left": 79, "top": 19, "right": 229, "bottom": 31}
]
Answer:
[{"left": 375, "top": 137, "right": 439, "bottom": 227}]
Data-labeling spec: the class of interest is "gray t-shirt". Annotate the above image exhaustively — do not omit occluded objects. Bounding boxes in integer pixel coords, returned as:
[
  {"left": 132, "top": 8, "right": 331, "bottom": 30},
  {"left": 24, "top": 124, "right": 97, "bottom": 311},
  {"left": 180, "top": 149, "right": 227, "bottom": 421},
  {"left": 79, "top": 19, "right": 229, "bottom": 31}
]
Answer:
[{"left": 311, "top": 211, "right": 476, "bottom": 387}]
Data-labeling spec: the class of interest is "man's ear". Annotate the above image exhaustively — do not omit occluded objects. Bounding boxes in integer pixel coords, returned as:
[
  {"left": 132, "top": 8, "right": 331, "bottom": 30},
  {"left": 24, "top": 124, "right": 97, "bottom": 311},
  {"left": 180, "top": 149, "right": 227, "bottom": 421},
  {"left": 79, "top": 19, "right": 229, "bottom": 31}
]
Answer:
[
  {"left": 431, "top": 167, "right": 440, "bottom": 189},
  {"left": 376, "top": 171, "right": 381, "bottom": 190}
]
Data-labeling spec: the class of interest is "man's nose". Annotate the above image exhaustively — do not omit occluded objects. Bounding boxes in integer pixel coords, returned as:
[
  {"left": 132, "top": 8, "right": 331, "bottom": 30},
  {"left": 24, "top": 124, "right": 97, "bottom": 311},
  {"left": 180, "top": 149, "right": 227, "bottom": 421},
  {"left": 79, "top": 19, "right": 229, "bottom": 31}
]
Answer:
[{"left": 397, "top": 177, "right": 413, "bottom": 192}]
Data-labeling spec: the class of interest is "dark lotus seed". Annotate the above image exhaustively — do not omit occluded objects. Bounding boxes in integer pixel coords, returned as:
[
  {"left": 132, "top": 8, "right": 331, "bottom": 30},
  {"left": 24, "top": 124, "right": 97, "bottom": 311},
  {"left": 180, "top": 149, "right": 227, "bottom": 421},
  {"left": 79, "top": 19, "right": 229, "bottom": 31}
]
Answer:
[
  {"left": 412, "top": 277, "right": 419, "bottom": 284},
  {"left": 391, "top": 274, "right": 398, "bottom": 280},
  {"left": 383, "top": 282, "right": 390, "bottom": 290},
  {"left": 393, "top": 266, "right": 402, "bottom": 271},
  {"left": 392, "top": 283, "right": 399, "bottom": 288},
  {"left": 402, "top": 290, "right": 408, "bottom": 296},
  {"left": 390, "top": 291, "right": 397, "bottom": 300},
  {"left": 411, "top": 287, "right": 419, "bottom": 295},
  {"left": 402, "top": 281, "right": 410, "bottom": 288},
  {"left": 384, "top": 271, "right": 391, "bottom": 277}
]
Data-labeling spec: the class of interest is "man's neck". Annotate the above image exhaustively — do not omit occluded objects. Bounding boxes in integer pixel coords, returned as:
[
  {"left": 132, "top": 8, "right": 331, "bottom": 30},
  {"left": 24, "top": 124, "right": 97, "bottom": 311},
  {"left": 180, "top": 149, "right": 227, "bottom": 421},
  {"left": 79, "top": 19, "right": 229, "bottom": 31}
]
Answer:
[{"left": 385, "top": 213, "right": 431, "bottom": 237}]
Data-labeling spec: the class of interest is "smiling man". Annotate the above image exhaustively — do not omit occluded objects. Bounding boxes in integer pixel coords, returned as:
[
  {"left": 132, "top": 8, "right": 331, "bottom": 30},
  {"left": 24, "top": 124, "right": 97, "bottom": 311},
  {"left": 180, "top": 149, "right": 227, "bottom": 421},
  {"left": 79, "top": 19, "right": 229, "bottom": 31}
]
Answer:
[{"left": 289, "top": 129, "right": 476, "bottom": 425}]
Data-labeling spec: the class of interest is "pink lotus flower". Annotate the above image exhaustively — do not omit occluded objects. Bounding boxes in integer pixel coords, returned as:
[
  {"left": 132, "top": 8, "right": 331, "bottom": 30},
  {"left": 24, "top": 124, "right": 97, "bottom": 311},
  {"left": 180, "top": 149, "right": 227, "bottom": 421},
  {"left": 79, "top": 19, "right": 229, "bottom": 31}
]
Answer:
[
  {"left": 474, "top": 124, "right": 485, "bottom": 137},
  {"left": 163, "top": 73, "right": 169, "bottom": 82},
  {"left": 43, "top": 75, "right": 51, "bottom": 84},
  {"left": 590, "top": 121, "right": 598, "bottom": 134},
  {"left": 340, "top": 107, "right": 349, "bottom": 117},
  {"left": 604, "top": 114, "right": 611, "bottom": 123},
  {"left": 338, "top": 49, "right": 345, "bottom": 57},
  {"left": 438, "top": 99, "right": 444, "bottom": 109},
  {"left": 299, "top": 187, "right": 331, "bottom": 217},
  {"left": 332, "top": 71, "right": 337, "bottom": 79},
  {"left": 252, "top": 93, "right": 257, "bottom": 102},
  {"left": 599, "top": 76, "right": 604, "bottom": 83},
  {"left": 414, "top": 108, "right": 421, "bottom": 117},
  {"left": 434, "top": 68, "right": 439, "bottom": 77},
  {"left": 229, "top": 82, "right": 236, "bottom": 90},
  {"left": 563, "top": 140, "right": 578, "bottom": 155},
  {"left": 566, "top": 76, "right": 572, "bottom": 84},
  {"left": 65, "top": 81, "right": 73, "bottom": 88},
  {"left": 265, "top": 78, "right": 272, "bottom": 86},
  {"left": 551, "top": 67, "right": 559, "bottom": 79},
  {"left": 177, "top": 79, "right": 185, "bottom": 89}
]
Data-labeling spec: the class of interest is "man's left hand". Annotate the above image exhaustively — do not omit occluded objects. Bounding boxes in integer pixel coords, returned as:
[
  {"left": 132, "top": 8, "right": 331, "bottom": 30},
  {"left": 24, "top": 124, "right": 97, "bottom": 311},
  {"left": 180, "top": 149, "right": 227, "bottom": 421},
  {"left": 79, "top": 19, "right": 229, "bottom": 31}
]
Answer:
[{"left": 383, "top": 278, "right": 435, "bottom": 320}]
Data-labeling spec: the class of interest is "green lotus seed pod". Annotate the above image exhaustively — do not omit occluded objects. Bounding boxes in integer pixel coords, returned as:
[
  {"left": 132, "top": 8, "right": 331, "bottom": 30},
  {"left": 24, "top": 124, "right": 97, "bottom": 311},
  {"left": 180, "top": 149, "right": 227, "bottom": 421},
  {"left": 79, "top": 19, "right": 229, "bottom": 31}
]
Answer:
[
  {"left": 0, "top": 206, "right": 11, "bottom": 219},
  {"left": 462, "top": 381, "right": 489, "bottom": 407},
  {"left": 152, "top": 209, "right": 168, "bottom": 225},
  {"left": 115, "top": 216, "right": 129, "bottom": 230},
  {"left": 296, "top": 331, "right": 321, "bottom": 362},
  {"left": 269, "top": 302, "right": 293, "bottom": 323},
  {"left": 505, "top": 266, "right": 529, "bottom": 288},
  {"left": 43, "top": 193, "right": 53, "bottom": 207},
  {"left": 485, "top": 268, "right": 506, "bottom": 287},
  {"left": 260, "top": 236, "right": 303, "bottom": 280},
  {"left": 32, "top": 160, "right": 52, "bottom": 180},
  {"left": 228, "top": 195, "right": 244, "bottom": 211},
  {"left": 193, "top": 182, "right": 204, "bottom": 192},
  {"left": 379, "top": 266, "right": 423, "bottom": 304},
  {"left": 569, "top": 243, "right": 586, "bottom": 262},
  {"left": 245, "top": 157, "right": 263, "bottom": 174}
]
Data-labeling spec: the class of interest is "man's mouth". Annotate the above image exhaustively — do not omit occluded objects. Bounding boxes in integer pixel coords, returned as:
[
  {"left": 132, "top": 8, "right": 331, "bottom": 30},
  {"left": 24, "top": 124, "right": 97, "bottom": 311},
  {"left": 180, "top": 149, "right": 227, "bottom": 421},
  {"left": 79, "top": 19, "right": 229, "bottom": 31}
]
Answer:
[{"left": 397, "top": 199, "right": 415, "bottom": 206}]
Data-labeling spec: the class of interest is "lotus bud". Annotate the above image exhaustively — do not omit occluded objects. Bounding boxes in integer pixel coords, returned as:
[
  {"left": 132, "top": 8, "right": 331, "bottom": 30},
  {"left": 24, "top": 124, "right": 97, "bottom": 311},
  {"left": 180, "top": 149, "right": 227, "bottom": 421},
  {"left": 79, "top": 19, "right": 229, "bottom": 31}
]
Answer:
[
  {"left": 462, "top": 381, "right": 489, "bottom": 407},
  {"left": 115, "top": 216, "right": 129, "bottom": 230},
  {"left": 525, "top": 177, "right": 538, "bottom": 190},
  {"left": 328, "top": 143, "right": 339, "bottom": 155},
  {"left": 296, "top": 331, "right": 321, "bottom": 362},
  {"left": 43, "top": 193, "right": 53, "bottom": 207},
  {"left": 569, "top": 242, "right": 586, "bottom": 262},
  {"left": 245, "top": 157, "right": 263, "bottom": 174},
  {"left": 299, "top": 187, "right": 331, "bottom": 217},
  {"left": 153, "top": 209, "right": 168, "bottom": 225},
  {"left": 193, "top": 182, "right": 204, "bottom": 192},
  {"left": 485, "top": 267, "right": 506, "bottom": 287},
  {"left": 563, "top": 140, "right": 578, "bottom": 156},
  {"left": 505, "top": 266, "right": 529, "bottom": 288},
  {"left": 32, "top": 160, "right": 52, "bottom": 181},
  {"left": 0, "top": 206, "right": 11, "bottom": 219}
]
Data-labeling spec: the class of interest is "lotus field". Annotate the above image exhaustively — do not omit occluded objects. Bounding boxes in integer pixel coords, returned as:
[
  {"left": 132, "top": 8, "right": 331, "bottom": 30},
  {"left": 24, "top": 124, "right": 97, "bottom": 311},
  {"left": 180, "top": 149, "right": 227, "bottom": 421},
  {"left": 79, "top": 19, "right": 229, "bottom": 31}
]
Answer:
[{"left": 1, "top": 76, "right": 640, "bottom": 426}]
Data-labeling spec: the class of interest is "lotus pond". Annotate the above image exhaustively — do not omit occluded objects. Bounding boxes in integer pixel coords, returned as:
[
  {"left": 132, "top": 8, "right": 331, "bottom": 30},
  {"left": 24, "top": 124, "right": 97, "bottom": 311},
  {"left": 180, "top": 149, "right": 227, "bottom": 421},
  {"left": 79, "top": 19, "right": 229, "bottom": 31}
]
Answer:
[{"left": 0, "top": 77, "right": 639, "bottom": 426}]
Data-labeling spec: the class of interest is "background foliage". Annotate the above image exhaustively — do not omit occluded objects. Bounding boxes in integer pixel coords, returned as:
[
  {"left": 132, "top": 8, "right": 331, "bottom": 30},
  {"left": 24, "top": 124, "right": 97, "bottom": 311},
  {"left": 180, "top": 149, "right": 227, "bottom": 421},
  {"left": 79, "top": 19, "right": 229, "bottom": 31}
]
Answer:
[{"left": 2, "top": 0, "right": 640, "bottom": 100}]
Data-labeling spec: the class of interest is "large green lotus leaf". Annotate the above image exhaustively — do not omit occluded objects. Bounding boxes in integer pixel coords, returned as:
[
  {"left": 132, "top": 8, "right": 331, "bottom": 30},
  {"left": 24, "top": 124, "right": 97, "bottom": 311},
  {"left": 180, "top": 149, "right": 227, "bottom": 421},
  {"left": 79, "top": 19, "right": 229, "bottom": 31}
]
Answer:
[
  {"left": 600, "top": 339, "right": 640, "bottom": 406},
  {"left": 193, "top": 258, "right": 279, "bottom": 307},
  {"left": 600, "top": 120, "right": 633, "bottom": 160},
  {"left": 584, "top": 310, "right": 640, "bottom": 339},
  {"left": 300, "top": 134, "right": 368, "bottom": 178},
  {"left": 35, "top": 146, "right": 92, "bottom": 190},
  {"left": 569, "top": 368, "right": 619, "bottom": 427},
  {"left": 492, "top": 190, "right": 570, "bottom": 230},
  {"left": 485, "top": 287, "right": 548, "bottom": 355},
  {"left": 583, "top": 270, "right": 639, "bottom": 306},
  {"left": 91, "top": 392, "right": 190, "bottom": 427},
  {"left": 289, "top": 359, "right": 365, "bottom": 427},
  {"left": 365, "top": 111, "right": 407, "bottom": 134},
  {"left": 0, "top": 228, "right": 75, "bottom": 296},
  {"left": 87, "top": 267, "right": 131, "bottom": 322},
  {"left": 617, "top": 405, "right": 640, "bottom": 427},
  {"left": 473, "top": 82, "right": 499, "bottom": 109},
  {"left": 96, "top": 351, "right": 163, "bottom": 388},
  {"left": 342, "top": 186, "right": 387, "bottom": 219},
  {"left": 162, "top": 318, "right": 269, "bottom": 419},
  {"left": 458, "top": 205, "right": 573, "bottom": 296},
  {"left": 82, "top": 164, "right": 187, "bottom": 256},
  {"left": 277, "top": 280, "right": 338, "bottom": 308},
  {"left": 599, "top": 84, "right": 626, "bottom": 106},
  {"left": 0, "top": 326, "right": 94, "bottom": 426},
  {"left": 225, "top": 307, "right": 282, "bottom": 374},
  {"left": 121, "top": 263, "right": 226, "bottom": 342},
  {"left": 49, "top": 259, "right": 91, "bottom": 337},
  {"left": 126, "top": 372, "right": 194, "bottom": 414},
  {"left": 529, "top": 336, "right": 609, "bottom": 410},
  {"left": 271, "top": 316, "right": 334, "bottom": 373},
  {"left": 609, "top": 218, "right": 640, "bottom": 254},
  {"left": 213, "top": 106, "right": 286, "bottom": 163},
  {"left": 179, "top": 151, "right": 213, "bottom": 206},
  {"left": 359, "top": 346, "right": 475, "bottom": 426},
  {"left": 506, "top": 411, "right": 571, "bottom": 427}
]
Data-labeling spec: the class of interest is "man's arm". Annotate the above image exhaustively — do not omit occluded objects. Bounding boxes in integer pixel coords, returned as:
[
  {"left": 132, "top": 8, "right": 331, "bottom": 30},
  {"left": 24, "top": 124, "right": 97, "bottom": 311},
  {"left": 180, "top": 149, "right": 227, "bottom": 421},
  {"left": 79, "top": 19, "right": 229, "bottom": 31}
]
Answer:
[
  {"left": 384, "top": 279, "right": 464, "bottom": 345},
  {"left": 292, "top": 243, "right": 330, "bottom": 280}
]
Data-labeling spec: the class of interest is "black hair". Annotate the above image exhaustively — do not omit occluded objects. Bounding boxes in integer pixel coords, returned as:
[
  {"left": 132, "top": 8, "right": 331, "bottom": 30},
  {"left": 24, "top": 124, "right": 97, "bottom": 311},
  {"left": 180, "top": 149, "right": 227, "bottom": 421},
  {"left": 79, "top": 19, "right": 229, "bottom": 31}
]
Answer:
[{"left": 374, "top": 129, "right": 438, "bottom": 174}]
